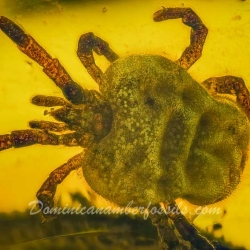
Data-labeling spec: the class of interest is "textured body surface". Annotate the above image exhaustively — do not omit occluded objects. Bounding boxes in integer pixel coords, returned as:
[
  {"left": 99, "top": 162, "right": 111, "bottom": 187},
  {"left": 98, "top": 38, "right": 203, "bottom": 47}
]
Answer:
[
  {"left": 1, "top": 5, "right": 250, "bottom": 249},
  {"left": 83, "top": 55, "right": 250, "bottom": 207}
]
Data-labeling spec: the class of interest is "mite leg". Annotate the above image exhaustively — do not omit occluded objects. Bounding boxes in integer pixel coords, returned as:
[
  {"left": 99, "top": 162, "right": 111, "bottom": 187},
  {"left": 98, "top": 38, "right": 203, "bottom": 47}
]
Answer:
[
  {"left": 202, "top": 76, "right": 250, "bottom": 117},
  {"left": 31, "top": 94, "right": 112, "bottom": 143},
  {"left": 0, "top": 129, "right": 81, "bottom": 151},
  {"left": 32, "top": 92, "right": 106, "bottom": 112},
  {"left": 149, "top": 205, "right": 181, "bottom": 249},
  {"left": 29, "top": 120, "right": 70, "bottom": 132},
  {"left": 31, "top": 95, "right": 71, "bottom": 107},
  {"left": 153, "top": 7, "right": 208, "bottom": 69},
  {"left": 0, "top": 16, "right": 89, "bottom": 105},
  {"left": 149, "top": 202, "right": 215, "bottom": 249},
  {"left": 29, "top": 121, "right": 94, "bottom": 147},
  {"left": 77, "top": 32, "right": 119, "bottom": 84},
  {"left": 36, "top": 153, "right": 83, "bottom": 220},
  {"left": 30, "top": 95, "right": 72, "bottom": 132},
  {"left": 0, "top": 130, "right": 57, "bottom": 151},
  {"left": 167, "top": 202, "right": 215, "bottom": 250}
]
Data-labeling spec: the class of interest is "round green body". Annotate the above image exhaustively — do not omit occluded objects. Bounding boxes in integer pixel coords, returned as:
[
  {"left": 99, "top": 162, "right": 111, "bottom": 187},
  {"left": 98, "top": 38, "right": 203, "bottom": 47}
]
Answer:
[{"left": 83, "top": 54, "right": 250, "bottom": 207}]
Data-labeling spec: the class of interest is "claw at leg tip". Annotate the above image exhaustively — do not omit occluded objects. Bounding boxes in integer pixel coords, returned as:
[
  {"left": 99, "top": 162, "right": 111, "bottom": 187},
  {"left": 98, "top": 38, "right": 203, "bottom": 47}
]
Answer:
[{"left": 153, "top": 8, "right": 166, "bottom": 22}]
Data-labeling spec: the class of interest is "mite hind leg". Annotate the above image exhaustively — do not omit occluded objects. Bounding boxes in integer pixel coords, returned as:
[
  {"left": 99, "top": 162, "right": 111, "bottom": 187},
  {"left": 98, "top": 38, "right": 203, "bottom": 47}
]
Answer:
[
  {"left": 153, "top": 7, "right": 208, "bottom": 69},
  {"left": 202, "top": 76, "right": 250, "bottom": 117},
  {"left": 150, "top": 202, "right": 215, "bottom": 249}
]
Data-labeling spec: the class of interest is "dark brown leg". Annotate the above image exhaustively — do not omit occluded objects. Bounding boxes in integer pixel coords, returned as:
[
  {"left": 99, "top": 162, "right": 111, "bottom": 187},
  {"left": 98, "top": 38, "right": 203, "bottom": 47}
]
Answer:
[
  {"left": 167, "top": 202, "right": 215, "bottom": 250},
  {"left": 202, "top": 76, "right": 250, "bottom": 117},
  {"left": 29, "top": 120, "right": 70, "bottom": 132},
  {"left": 0, "top": 130, "right": 57, "bottom": 151},
  {"left": 36, "top": 153, "right": 83, "bottom": 220},
  {"left": 30, "top": 94, "right": 111, "bottom": 144},
  {"left": 153, "top": 8, "right": 208, "bottom": 69},
  {"left": 0, "top": 129, "right": 81, "bottom": 151},
  {"left": 30, "top": 96, "right": 71, "bottom": 132},
  {"left": 31, "top": 95, "right": 71, "bottom": 107},
  {"left": 0, "top": 16, "right": 88, "bottom": 104},
  {"left": 149, "top": 202, "right": 215, "bottom": 249},
  {"left": 77, "top": 32, "right": 119, "bottom": 84},
  {"left": 149, "top": 206, "right": 184, "bottom": 249}
]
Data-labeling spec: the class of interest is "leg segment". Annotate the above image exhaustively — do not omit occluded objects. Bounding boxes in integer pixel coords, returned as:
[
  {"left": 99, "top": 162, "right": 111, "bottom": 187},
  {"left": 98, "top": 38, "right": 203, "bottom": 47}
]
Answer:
[
  {"left": 0, "top": 130, "right": 58, "bottom": 151},
  {"left": 149, "top": 202, "right": 215, "bottom": 249},
  {"left": 0, "top": 16, "right": 91, "bottom": 105},
  {"left": 77, "top": 32, "right": 119, "bottom": 84},
  {"left": 0, "top": 129, "right": 81, "bottom": 151},
  {"left": 29, "top": 120, "right": 70, "bottom": 132},
  {"left": 31, "top": 95, "right": 71, "bottom": 107},
  {"left": 202, "top": 76, "right": 250, "bottom": 118},
  {"left": 167, "top": 202, "right": 215, "bottom": 250},
  {"left": 30, "top": 94, "right": 112, "bottom": 144},
  {"left": 153, "top": 8, "right": 208, "bottom": 69},
  {"left": 36, "top": 153, "right": 83, "bottom": 220},
  {"left": 150, "top": 206, "right": 181, "bottom": 249}
]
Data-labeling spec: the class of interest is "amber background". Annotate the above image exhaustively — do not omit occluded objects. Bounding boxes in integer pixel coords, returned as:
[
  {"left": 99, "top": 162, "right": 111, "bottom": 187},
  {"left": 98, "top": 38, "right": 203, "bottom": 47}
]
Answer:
[{"left": 0, "top": 0, "right": 250, "bottom": 248}]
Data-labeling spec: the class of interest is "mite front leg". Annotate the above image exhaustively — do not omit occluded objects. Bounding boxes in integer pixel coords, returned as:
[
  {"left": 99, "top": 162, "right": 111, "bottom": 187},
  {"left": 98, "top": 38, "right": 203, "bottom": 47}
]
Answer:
[
  {"left": 77, "top": 32, "right": 119, "bottom": 84},
  {"left": 0, "top": 16, "right": 86, "bottom": 104},
  {"left": 154, "top": 8, "right": 208, "bottom": 69},
  {"left": 31, "top": 95, "right": 71, "bottom": 107},
  {"left": 36, "top": 153, "right": 83, "bottom": 220},
  {"left": 202, "top": 76, "right": 250, "bottom": 118},
  {"left": 29, "top": 121, "right": 70, "bottom": 133}
]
